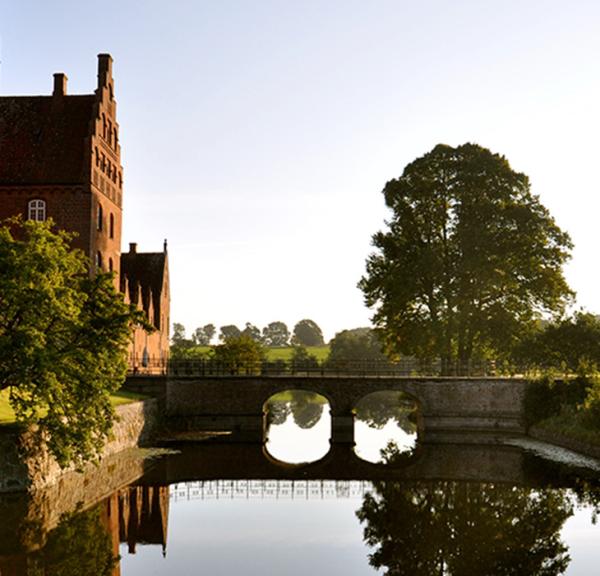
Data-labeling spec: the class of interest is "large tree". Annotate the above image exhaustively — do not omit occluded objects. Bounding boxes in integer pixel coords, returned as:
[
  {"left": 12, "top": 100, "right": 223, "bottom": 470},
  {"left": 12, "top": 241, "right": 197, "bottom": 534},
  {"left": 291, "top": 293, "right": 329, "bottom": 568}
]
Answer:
[
  {"left": 292, "top": 319, "right": 325, "bottom": 347},
  {"left": 514, "top": 312, "right": 600, "bottom": 374},
  {"left": 359, "top": 143, "right": 573, "bottom": 372},
  {"left": 0, "top": 219, "right": 145, "bottom": 467},
  {"left": 328, "top": 327, "right": 388, "bottom": 362},
  {"left": 262, "top": 321, "right": 290, "bottom": 347},
  {"left": 211, "top": 335, "right": 265, "bottom": 375},
  {"left": 219, "top": 324, "right": 241, "bottom": 342},
  {"left": 191, "top": 323, "right": 216, "bottom": 346}
]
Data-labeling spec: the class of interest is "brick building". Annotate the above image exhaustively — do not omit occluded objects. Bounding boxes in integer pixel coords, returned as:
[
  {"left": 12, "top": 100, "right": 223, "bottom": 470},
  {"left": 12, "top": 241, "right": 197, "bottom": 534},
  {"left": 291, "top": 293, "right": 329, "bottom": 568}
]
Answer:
[{"left": 0, "top": 54, "right": 170, "bottom": 370}]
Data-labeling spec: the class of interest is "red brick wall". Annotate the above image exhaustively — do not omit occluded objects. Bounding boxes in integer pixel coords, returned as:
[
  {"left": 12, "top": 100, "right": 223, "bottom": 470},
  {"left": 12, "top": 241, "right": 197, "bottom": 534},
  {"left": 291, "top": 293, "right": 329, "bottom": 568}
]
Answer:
[{"left": 0, "top": 185, "right": 91, "bottom": 256}]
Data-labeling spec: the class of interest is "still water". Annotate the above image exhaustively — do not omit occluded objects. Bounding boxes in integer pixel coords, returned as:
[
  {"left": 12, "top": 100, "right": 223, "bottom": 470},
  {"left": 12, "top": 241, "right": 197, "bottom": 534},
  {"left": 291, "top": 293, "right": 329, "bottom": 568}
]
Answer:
[{"left": 2, "top": 390, "right": 600, "bottom": 575}]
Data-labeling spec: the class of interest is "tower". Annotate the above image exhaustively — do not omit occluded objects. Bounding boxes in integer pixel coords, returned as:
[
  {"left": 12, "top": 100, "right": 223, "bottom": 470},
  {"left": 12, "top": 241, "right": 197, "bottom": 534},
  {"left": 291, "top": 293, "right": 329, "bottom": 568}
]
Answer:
[{"left": 0, "top": 54, "right": 123, "bottom": 277}]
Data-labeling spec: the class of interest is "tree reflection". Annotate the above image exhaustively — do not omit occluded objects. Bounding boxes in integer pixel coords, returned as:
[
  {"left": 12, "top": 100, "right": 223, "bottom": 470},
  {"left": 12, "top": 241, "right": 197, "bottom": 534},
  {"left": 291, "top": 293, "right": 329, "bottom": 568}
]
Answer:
[
  {"left": 356, "top": 447, "right": 572, "bottom": 575},
  {"left": 30, "top": 505, "right": 118, "bottom": 576},
  {"left": 265, "top": 390, "right": 326, "bottom": 430},
  {"left": 354, "top": 391, "right": 417, "bottom": 434}
]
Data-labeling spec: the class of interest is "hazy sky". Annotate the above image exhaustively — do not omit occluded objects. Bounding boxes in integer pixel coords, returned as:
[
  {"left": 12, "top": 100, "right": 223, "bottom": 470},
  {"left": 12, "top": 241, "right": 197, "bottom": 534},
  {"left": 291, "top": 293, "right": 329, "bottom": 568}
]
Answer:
[{"left": 2, "top": 1, "right": 600, "bottom": 341}]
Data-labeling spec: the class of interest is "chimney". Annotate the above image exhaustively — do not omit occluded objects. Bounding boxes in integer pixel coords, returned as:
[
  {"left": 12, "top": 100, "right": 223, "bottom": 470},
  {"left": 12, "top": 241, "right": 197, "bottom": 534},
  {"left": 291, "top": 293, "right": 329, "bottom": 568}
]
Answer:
[
  {"left": 129, "top": 242, "right": 137, "bottom": 254},
  {"left": 53, "top": 73, "right": 67, "bottom": 97},
  {"left": 97, "top": 53, "right": 113, "bottom": 88}
]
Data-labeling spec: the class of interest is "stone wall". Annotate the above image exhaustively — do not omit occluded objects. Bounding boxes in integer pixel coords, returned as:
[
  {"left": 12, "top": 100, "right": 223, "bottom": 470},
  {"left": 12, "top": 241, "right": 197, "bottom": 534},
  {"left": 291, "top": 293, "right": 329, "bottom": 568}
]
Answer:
[{"left": 0, "top": 399, "right": 159, "bottom": 493}]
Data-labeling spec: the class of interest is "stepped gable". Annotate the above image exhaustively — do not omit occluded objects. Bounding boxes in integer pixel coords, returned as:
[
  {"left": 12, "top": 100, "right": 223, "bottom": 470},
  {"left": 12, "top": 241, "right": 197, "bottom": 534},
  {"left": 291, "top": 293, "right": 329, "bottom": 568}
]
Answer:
[
  {"left": 120, "top": 246, "right": 168, "bottom": 330},
  {"left": 0, "top": 94, "right": 95, "bottom": 185}
]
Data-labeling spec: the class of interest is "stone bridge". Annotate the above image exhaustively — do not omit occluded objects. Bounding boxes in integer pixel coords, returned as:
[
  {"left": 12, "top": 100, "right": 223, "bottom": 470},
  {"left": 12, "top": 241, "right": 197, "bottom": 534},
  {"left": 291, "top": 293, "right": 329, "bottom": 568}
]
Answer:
[{"left": 159, "top": 376, "right": 528, "bottom": 444}]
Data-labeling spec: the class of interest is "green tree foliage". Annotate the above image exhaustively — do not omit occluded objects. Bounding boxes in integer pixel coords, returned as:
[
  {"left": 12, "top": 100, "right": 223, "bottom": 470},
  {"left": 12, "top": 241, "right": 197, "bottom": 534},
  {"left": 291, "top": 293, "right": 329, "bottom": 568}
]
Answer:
[
  {"left": 170, "top": 322, "right": 195, "bottom": 358},
  {"left": 265, "top": 390, "right": 325, "bottom": 430},
  {"left": 170, "top": 322, "right": 202, "bottom": 360},
  {"left": 359, "top": 144, "right": 573, "bottom": 373},
  {"left": 191, "top": 323, "right": 216, "bottom": 346},
  {"left": 171, "top": 322, "right": 187, "bottom": 345},
  {"left": 292, "top": 319, "right": 325, "bottom": 347},
  {"left": 211, "top": 335, "right": 265, "bottom": 374},
  {"left": 327, "top": 327, "right": 388, "bottom": 363},
  {"left": 516, "top": 312, "right": 600, "bottom": 374},
  {"left": 262, "top": 321, "right": 290, "bottom": 347},
  {"left": 219, "top": 324, "right": 241, "bottom": 342},
  {"left": 290, "top": 344, "right": 319, "bottom": 371},
  {"left": 31, "top": 505, "right": 118, "bottom": 576},
  {"left": 0, "top": 219, "right": 145, "bottom": 467},
  {"left": 203, "top": 323, "right": 216, "bottom": 343},
  {"left": 357, "top": 454, "right": 572, "bottom": 575},
  {"left": 241, "top": 322, "right": 262, "bottom": 342},
  {"left": 354, "top": 391, "right": 417, "bottom": 433}
]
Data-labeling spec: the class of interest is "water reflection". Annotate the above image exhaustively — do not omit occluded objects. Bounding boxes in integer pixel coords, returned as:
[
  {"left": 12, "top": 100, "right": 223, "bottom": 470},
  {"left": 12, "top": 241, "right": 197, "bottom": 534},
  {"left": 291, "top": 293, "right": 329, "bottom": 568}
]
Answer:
[
  {"left": 3, "top": 443, "right": 600, "bottom": 575},
  {"left": 0, "top": 485, "right": 169, "bottom": 576},
  {"left": 28, "top": 506, "right": 118, "bottom": 576},
  {"left": 358, "top": 480, "right": 572, "bottom": 575},
  {"left": 265, "top": 390, "right": 331, "bottom": 463},
  {"left": 354, "top": 391, "right": 418, "bottom": 463},
  {"left": 356, "top": 445, "right": 572, "bottom": 575}
]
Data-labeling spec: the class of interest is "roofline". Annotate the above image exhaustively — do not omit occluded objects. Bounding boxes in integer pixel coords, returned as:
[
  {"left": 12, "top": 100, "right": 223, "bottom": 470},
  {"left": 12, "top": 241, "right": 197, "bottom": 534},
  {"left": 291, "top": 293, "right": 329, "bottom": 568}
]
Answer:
[{"left": 0, "top": 94, "right": 95, "bottom": 99}]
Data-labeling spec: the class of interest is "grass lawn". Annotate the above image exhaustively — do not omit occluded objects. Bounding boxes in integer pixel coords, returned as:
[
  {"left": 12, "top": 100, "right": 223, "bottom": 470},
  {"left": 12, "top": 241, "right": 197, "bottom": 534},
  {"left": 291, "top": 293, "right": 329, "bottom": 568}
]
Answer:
[
  {"left": 174, "top": 345, "right": 330, "bottom": 362},
  {"left": 0, "top": 388, "right": 149, "bottom": 425},
  {"left": 265, "top": 346, "right": 330, "bottom": 362},
  {"left": 536, "top": 410, "right": 600, "bottom": 446},
  {"left": 0, "top": 390, "right": 15, "bottom": 424}
]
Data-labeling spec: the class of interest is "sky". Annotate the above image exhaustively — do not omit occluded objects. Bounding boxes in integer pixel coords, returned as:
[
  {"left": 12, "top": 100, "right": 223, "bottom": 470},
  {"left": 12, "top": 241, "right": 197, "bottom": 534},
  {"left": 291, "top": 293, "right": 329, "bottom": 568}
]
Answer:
[{"left": 1, "top": 0, "right": 600, "bottom": 341}]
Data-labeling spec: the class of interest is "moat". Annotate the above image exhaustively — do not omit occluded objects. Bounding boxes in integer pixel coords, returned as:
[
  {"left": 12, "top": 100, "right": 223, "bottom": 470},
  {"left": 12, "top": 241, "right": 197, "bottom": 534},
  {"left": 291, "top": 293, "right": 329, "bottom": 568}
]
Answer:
[{"left": 2, "top": 391, "right": 600, "bottom": 575}]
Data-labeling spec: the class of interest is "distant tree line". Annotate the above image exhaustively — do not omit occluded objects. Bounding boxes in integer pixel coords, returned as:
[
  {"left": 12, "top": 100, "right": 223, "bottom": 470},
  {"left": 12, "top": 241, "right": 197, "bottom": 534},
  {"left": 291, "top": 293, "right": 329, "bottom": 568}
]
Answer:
[
  {"left": 171, "top": 318, "right": 325, "bottom": 357},
  {"left": 171, "top": 313, "right": 600, "bottom": 376}
]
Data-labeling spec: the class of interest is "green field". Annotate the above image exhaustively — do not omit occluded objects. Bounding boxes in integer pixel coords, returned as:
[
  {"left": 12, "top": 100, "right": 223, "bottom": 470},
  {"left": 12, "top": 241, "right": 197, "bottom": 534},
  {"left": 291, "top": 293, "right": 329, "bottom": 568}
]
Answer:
[
  {"left": 264, "top": 346, "right": 330, "bottom": 362},
  {"left": 177, "top": 345, "right": 330, "bottom": 362},
  {"left": 0, "top": 388, "right": 148, "bottom": 425}
]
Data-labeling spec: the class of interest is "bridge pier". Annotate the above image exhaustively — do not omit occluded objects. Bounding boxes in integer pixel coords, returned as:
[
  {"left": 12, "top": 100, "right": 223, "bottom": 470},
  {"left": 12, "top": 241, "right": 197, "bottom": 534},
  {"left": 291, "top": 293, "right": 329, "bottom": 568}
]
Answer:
[{"left": 330, "top": 414, "right": 355, "bottom": 445}]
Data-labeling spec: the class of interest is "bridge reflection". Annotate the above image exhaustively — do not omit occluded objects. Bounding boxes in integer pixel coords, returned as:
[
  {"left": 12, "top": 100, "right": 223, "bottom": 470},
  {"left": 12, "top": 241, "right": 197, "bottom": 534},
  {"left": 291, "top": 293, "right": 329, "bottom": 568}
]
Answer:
[{"left": 170, "top": 479, "right": 372, "bottom": 501}]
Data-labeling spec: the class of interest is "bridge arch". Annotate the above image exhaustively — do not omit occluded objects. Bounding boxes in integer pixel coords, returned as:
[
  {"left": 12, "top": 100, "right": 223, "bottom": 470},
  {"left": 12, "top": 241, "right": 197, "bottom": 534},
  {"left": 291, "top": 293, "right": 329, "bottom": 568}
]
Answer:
[
  {"left": 263, "top": 389, "right": 332, "bottom": 464},
  {"left": 353, "top": 390, "right": 420, "bottom": 463},
  {"left": 162, "top": 375, "right": 528, "bottom": 443}
]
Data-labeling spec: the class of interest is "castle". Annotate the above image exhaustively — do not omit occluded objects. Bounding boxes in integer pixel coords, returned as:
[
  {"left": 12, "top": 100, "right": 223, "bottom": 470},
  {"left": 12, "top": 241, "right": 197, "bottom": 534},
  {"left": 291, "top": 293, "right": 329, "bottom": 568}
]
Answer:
[{"left": 0, "top": 54, "right": 170, "bottom": 371}]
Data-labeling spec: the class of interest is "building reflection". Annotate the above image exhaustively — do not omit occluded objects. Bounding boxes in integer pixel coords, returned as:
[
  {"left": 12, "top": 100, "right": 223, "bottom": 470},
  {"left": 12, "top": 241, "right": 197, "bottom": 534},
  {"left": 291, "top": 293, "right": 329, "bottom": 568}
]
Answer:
[{"left": 0, "top": 485, "right": 169, "bottom": 576}]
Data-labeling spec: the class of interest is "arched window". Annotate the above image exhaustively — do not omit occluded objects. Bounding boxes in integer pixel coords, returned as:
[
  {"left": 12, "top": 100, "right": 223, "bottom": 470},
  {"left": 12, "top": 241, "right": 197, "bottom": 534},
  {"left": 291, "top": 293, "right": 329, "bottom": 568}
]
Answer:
[
  {"left": 97, "top": 203, "right": 103, "bottom": 231},
  {"left": 109, "top": 213, "right": 114, "bottom": 239},
  {"left": 108, "top": 257, "right": 113, "bottom": 272},
  {"left": 27, "top": 199, "right": 46, "bottom": 221},
  {"left": 102, "top": 114, "right": 107, "bottom": 139},
  {"left": 96, "top": 251, "right": 103, "bottom": 270}
]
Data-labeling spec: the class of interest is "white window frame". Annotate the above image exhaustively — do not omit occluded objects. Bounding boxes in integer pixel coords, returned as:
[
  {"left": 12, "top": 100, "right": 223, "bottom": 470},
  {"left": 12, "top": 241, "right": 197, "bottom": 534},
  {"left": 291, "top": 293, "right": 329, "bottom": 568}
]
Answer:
[{"left": 27, "top": 199, "right": 47, "bottom": 221}]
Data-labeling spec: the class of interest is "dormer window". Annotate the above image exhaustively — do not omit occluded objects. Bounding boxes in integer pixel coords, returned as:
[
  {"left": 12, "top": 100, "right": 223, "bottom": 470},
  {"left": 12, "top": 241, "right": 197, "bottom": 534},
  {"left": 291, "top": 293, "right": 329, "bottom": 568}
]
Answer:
[{"left": 28, "top": 199, "right": 46, "bottom": 221}]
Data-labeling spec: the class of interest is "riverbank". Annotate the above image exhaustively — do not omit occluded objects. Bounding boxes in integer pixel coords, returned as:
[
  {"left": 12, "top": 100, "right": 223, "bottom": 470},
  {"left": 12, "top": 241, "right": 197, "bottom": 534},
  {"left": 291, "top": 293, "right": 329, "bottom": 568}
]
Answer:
[{"left": 0, "top": 398, "right": 160, "bottom": 493}]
